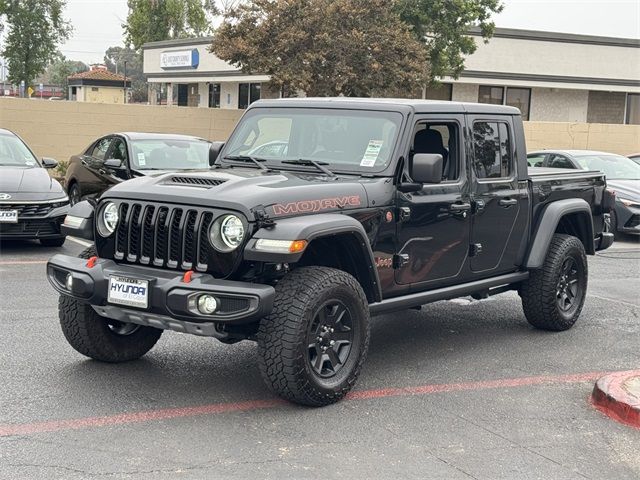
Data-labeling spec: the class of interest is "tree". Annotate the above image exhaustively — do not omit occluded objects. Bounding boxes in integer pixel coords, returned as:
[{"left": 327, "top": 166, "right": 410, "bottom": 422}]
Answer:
[
  {"left": 211, "top": 0, "right": 429, "bottom": 97},
  {"left": 0, "top": 0, "right": 72, "bottom": 88},
  {"left": 123, "top": 0, "right": 218, "bottom": 50},
  {"left": 104, "top": 46, "right": 146, "bottom": 102},
  {"left": 45, "top": 55, "right": 88, "bottom": 99},
  {"left": 395, "top": 0, "right": 503, "bottom": 80}
]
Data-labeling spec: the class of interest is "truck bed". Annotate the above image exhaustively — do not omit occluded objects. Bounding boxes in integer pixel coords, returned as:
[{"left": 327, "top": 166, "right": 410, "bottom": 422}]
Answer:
[{"left": 527, "top": 167, "right": 605, "bottom": 182}]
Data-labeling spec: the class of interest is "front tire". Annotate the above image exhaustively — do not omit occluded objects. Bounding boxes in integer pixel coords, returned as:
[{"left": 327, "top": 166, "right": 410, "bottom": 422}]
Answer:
[
  {"left": 69, "top": 183, "right": 81, "bottom": 206},
  {"left": 257, "top": 267, "right": 370, "bottom": 406},
  {"left": 520, "top": 234, "right": 588, "bottom": 331}
]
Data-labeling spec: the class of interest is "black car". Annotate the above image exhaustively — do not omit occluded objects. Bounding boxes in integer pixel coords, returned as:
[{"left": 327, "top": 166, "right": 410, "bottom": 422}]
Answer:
[
  {"left": 64, "top": 132, "right": 214, "bottom": 205},
  {"left": 51, "top": 99, "right": 613, "bottom": 407},
  {"left": 0, "top": 129, "right": 69, "bottom": 246},
  {"left": 528, "top": 149, "right": 640, "bottom": 235}
]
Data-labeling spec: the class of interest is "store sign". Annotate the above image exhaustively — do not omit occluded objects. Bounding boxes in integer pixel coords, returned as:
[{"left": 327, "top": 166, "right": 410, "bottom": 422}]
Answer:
[{"left": 160, "top": 49, "right": 199, "bottom": 69}]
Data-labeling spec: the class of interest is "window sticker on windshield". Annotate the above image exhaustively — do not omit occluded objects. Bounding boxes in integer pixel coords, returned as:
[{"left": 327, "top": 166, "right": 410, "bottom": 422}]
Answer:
[
  {"left": 137, "top": 152, "right": 146, "bottom": 166},
  {"left": 360, "top": 140, "right": 384, "bottom": 167}
]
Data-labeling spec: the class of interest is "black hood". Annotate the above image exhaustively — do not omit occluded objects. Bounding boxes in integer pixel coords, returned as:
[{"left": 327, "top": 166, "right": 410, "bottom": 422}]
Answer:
[
  {"left": 101, "top": 167, "right": 390, "bottom": 220},
  {"left": 0, "top": 166, "right": 67, "bottom": 201},
  {"left": 607, "top": 179, "right": 640, "bottom": 202}
]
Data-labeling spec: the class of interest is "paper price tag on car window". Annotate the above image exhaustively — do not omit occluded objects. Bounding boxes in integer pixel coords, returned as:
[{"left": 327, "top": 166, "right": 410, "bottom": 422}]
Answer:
[
  {"left": 137, "top": 152, "right": 146, "bottom": 166},
  {"left": 360, "top": 140, "right": 383, "bottom": 167}
]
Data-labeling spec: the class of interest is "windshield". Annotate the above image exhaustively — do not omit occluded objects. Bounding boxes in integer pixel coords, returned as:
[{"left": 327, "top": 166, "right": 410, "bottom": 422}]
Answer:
[
  {"left": 0, "top": 134, "right": 39, "bottom": 167},
  {"left": 130, "top": 138, "right": 211, "bottom": 170},
  {"left": 221, "top": 108, "right": 403, "bottom": 173},
  {"left": 574, "top": 154, "right": 640, "bottom": 180}
]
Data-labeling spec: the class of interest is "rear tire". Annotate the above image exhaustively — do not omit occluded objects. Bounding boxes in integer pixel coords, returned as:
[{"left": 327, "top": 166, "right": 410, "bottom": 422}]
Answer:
[
  {"left": 257, "top": 267, "right": 370, "bottom": 406},
  {"left": 58, "top": 245, "right": 162, "bottom": 362},
  {"left": 41, "top": 237, "right": 66, "bottom": 247},
  {"left": 520, "top": 234, "right": 588, "bottom": 331}
]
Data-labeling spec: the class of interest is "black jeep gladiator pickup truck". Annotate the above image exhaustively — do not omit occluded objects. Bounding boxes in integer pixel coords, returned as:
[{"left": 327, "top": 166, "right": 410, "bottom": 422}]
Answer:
[{"left": 48, "top": 98, "right": 614, "bottom": 406}]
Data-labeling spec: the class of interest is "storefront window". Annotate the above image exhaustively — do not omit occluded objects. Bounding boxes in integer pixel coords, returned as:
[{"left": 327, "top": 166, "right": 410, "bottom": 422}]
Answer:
[
  {"left": 239, "top": 82, "right": 261, "bottom": 109},
  {"left": 505, "top": 88, "right": 531, "bottom": 120},
  {"left": 209, "top": 83, "right": 220, "bottom": 108},
  {"left": 626, "top": 93, "right": 640, "bottom": 125},
  {"left": 425, "top": 83, "right": 452, "bottom": 101},
  {"left": 478, "top": 86, "right": 504, "bottom": 105}
]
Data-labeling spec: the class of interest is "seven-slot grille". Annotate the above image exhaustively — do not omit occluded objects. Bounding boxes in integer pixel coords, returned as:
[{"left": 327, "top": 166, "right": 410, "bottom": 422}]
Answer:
[{"left": 114, "top": 202, "right": 215, "bottom": 272}]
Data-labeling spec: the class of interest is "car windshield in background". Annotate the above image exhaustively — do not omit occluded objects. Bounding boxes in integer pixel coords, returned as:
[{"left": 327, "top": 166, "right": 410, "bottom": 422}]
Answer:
[
  {"left": 222, "top": 108, "right": 403, "bottom": 173},
  {"left": 130, "top": 139, "right": 211, "bottom": 170},
  {"left": 0, "top": 134, "right": 39, "bottom": 167},
  {"left": 574, "top": 154, "right": 640, "bottom": 180}
]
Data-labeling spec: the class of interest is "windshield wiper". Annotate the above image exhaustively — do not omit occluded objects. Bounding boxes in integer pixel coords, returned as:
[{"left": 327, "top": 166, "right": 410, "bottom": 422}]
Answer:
[
  {"left": 223, "top": 155, "right": 271, "bottom": 172},
  {"left": 281, "top": 159, "right": 335, "bottom": 177}
]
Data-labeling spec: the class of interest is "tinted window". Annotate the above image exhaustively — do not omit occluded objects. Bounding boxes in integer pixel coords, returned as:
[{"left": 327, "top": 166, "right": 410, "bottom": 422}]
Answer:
[
  {"left": 527, "top": 154, "right": 545, "bottom": 167},
  {"left": 472, "top": 121, "right": 512, "bottom": 179},
  {"left": 109, "top": 138, "right": 127, "bottom": 161},
  {"left": 506, "top": 88, "right": 531, "bottom": 121},
  {"left": 91, "top": 138, "right": 112, "bottom": 160},
  {"left": 478, "top": 86, "right": 504, "bottom": 105},
  {"left": 547, "top": 154, "right": 574, "bottom": 169}
]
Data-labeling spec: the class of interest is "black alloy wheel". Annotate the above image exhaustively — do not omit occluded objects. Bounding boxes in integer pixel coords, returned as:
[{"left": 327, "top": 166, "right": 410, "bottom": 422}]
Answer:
[{"left": 307, "top": 300, "right": 354, "bottom": 378}]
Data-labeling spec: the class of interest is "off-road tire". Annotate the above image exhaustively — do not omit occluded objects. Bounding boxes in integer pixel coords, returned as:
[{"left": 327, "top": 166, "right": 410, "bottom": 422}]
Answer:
[
  {"left": 41, "top": 237, "right": 66, "bottom": 247},
  {"left": 257, "top": 267, "right": 370, "bottom": 406},
  {"left": 520, "top": 234, "right": 588, "bottom": 331},
  {"left": 58, "top": 245, "right": 162, "bottom": 362}
]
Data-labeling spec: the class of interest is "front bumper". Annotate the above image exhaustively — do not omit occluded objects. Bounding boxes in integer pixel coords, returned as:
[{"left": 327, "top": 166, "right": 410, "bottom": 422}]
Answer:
[
  {"left": 47, "top": 254, "right": 275, "bottom": 336},
  {"left": 0, "top": 204, "right": 68, "bottom": 239},
  {"left": 615, "top": 204, "right": 640, "bottom": 235}
]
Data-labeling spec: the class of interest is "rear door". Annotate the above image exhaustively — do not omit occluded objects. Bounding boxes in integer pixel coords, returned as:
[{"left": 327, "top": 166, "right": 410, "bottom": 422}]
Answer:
[
  {"left": 468, "top": 116, "right": 529, "bottom": 273},
  {"left": 80, "top": 136, "right": 113, "bottom": 196}
]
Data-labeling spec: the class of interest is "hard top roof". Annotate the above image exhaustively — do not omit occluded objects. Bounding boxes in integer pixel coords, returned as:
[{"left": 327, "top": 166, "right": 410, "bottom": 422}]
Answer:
[
  {"left": 250, "top": 97, "right": 521, "bottom": 115},
  {"left": 115, "top": 132, "right": 209, "bottom": 142}
]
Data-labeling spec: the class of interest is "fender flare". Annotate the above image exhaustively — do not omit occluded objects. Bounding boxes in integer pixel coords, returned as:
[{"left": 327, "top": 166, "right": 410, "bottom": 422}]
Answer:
[
  {"left": 61, "top": 200, "right": 94, "bottom": 240},
  {"left": 525, "top": 198, "right": 594, "bottom": 269},
  {"left": 244, "top": 213, "right": 382, "bottom": 302}
]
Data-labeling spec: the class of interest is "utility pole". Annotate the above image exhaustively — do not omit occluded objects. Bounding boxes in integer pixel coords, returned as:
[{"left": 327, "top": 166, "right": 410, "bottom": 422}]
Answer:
[{"left": 123, "top": 60, "right": 127, "bottom": 104}]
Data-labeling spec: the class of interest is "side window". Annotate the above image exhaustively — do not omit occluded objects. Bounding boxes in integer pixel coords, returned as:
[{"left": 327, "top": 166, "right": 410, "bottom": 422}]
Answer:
[
  {"left": 109, "top": 138, "right": 128, "bottom": 161},
  {"left": 472, "top": 121, "right": 512, "bottom": 180},
  {"left": 412, "top": 122, "right": 460, "bottom": 181},
  {"left": 547, "top": 154, "right": 573, "bottom": 169},
  {"left": 527, "top": 154, "right": 545, "bottom": 167},
  {"left": 91, "top": 138, "right": 112, "bottom": 161}
]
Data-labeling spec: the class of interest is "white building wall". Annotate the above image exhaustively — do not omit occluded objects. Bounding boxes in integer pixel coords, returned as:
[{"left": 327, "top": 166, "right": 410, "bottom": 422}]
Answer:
[
  {"left": 529, "top": 88, "right": 589, "bottom": 122},
  {"left": 451, "top": 83, "right": 479, "bottom": 102}
]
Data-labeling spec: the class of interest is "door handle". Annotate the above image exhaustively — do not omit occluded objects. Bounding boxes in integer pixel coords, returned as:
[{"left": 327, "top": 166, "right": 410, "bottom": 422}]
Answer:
[
  {"left": 450, "top": 203, "right": 471, "bottom": 212},
  {"left": 499, "top": 198, "right": 518, "bottom": 207},
  {"left": 81, "top": 158, "right": 88, "bottom": 166}
]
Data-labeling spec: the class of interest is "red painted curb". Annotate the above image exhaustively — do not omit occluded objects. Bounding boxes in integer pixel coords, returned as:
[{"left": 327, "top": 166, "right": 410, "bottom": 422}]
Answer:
[{"left": 591, "top": 370, "right": 640, "bottom": 429}]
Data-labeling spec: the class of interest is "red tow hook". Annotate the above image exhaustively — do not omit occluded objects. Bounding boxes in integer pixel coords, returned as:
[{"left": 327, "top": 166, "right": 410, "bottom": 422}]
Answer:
[
  {"left": 182, "top": 270, "right": 194, "bottom": 283},
  {"left": 86, "top": 256, "right": 98, "bottom": 268}
]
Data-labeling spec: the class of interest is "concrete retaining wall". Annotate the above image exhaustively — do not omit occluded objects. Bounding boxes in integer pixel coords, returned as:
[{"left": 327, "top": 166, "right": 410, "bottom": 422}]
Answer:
[{"left": 1, "top": 98, "right": 638, "bottom": 163}]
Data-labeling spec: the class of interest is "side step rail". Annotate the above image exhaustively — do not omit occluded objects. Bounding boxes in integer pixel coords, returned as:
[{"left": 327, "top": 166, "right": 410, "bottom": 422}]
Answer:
[{"left": 369, "top": 271, "right": 529, "bottom": 316}]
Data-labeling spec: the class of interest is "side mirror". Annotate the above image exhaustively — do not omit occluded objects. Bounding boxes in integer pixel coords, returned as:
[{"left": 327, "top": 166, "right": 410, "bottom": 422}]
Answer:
[
  {"left": 411, "top": 153, "right": 443, "bottom": 184},
  {"left": 209, "top": 141, "right": 224, "bottom": 166},
  {"left": 104, "top": 158, "right": 124, "bottom": 169},
  {"left": 42, "top": 157, "right": 58, "bottom": 169}
]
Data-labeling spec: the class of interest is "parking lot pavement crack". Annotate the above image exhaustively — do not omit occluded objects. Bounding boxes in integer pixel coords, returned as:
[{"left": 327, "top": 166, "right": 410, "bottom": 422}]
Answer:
[
  {"left": 441, "top": 408, "right": 592, "bottom": 480},
  {"left": 431, "top": 454, "right": 480, "bottom": 480}
]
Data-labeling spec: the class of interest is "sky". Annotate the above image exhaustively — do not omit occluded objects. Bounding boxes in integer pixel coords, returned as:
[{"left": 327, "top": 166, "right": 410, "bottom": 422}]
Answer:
[{"left": 58, "top": 0, "right": 640, "bottom": 64}]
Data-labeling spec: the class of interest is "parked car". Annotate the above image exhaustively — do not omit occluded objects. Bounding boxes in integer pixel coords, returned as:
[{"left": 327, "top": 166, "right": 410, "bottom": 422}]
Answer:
[
  {"left": 527, "top": 150, "right": 640, "bottom": 235},
  {"left": 50, "top": 98, "right": 613, "bottom": 407},
  {"left": 64, "top": 132, "right": 214, "bottom": 205},
  {"left": 0, "top": 129, "right": 69, "bottom": 246},
  {"left": 628, "top": 153, "right": 640, "bottom": 165}
]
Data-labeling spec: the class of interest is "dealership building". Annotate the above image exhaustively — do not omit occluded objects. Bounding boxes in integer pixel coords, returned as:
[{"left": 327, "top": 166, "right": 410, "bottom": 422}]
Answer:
[{"left": 142, "top": 28, "right": 640, "bottom": 124}]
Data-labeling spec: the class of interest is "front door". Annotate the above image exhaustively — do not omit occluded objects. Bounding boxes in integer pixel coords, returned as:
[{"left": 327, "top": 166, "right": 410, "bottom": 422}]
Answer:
[
  {"left": 395, "top": 115, "right": 472, "bottom": 287},
  {"left": 467, "top": 116, "right": 528, "bottom": 273}
]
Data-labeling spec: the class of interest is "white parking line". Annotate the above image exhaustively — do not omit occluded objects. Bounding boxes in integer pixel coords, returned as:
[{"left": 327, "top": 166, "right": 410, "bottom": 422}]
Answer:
[{"left": 67, "top": 236, "right": 93, "bottom": 248}]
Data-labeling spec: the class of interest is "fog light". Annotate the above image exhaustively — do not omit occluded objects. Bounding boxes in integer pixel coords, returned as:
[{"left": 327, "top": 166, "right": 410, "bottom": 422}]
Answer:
[
  {"left": 197, "top": 294, "right": 218, "bottom": 315},
  {"left": 65, "top": 273, "right": 73, "bottom": 291}
]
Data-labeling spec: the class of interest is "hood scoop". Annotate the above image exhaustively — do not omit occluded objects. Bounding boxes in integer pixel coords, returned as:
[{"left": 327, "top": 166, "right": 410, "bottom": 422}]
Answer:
[{"left": 166, "top": 175, "right": 228, "bottom": 188}]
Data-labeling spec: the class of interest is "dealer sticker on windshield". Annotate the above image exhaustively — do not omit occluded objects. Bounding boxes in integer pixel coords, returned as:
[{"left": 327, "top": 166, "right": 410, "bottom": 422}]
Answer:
[
  {"left": 108, "top": 275, "right": 149, "bottom": 309},
  {"left": 360, "top": 140, "right": 383, "bottom": 167},
  {"left": 0, "top": 210, "right": 18, "bottom": 223}
]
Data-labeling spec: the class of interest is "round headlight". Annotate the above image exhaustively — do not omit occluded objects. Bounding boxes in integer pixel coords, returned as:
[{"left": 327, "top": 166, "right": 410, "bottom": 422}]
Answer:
[
  {"left": 97, "top": 202, "right": 119, "bottom": 237},
  {"left": 209, "top": 214, "right": 245, "bottom": 252}
]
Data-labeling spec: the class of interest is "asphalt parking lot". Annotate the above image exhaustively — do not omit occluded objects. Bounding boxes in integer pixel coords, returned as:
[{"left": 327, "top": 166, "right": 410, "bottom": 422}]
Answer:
[{"left": 0, "top": 236, "right": 638, "bottom": 479}]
